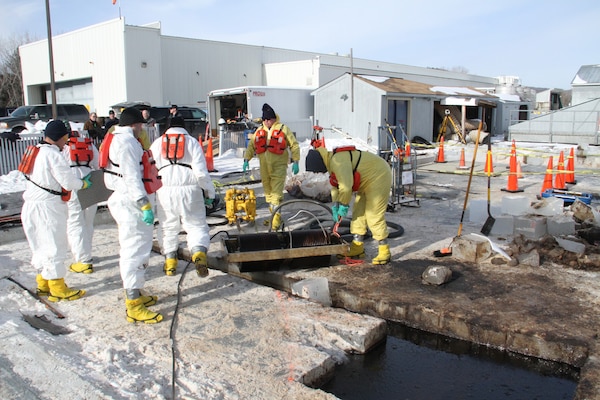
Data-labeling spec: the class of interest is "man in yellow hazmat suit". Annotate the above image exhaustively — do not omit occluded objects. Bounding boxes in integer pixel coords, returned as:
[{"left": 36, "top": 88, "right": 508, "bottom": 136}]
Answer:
[
  {"left": 243, "top": 103, "right": 300, "bottom": 229},
  {"left": 306, "top": 146, "right": 392, "bottom": 265}
]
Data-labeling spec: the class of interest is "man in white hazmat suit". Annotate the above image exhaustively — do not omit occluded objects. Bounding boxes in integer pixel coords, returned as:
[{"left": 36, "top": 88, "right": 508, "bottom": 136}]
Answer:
[
  {"left": 21, "top": 120, "right": 92, "bottom": 302},
  {"left": 149, "top": 117, "right": 216, "bottom": 277},
  {"left": 63, "top": 132, "right": 99, "bottom": 274},
  {"left": 243, "top": 103, "right": 300, "bottom": 230},
  {"left": 306, "top": 146, "right": 393, "bottom": 265},
  {"left": 102, "top": 107, "right": 162, "bottom": 324}
]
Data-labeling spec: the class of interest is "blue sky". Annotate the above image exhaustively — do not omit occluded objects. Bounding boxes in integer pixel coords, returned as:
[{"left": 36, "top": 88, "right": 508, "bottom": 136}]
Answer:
[{"left": 1, "top": 0, "right": 598, "bottom": 90}]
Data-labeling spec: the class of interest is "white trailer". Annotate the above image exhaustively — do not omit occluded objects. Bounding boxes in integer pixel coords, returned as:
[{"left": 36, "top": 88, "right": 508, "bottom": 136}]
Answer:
[{"left": 207, "top": 86, "right": 314, "bottom": 154}]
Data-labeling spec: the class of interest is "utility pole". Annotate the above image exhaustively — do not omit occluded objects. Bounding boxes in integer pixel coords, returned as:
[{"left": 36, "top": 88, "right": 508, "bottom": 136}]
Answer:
[{"left": 45, "top": 0, "right": 57, "bottom": 119}]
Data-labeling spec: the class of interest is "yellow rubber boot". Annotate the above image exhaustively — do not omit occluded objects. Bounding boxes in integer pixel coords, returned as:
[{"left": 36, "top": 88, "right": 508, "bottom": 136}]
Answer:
[
  {"left": 338, "top": 240, "right": 365, "bottom": 259},
  {"left": 36, "top": 274, "right": 49, "bottom": 297},
  {"left": 271, "top": 212, "right": 282, "bottom": 231},
  {"left": 140, "top": 292, "right": 158, "bottom": 307},
  {"left": 126, "top": 297, "right": 163, "bottom": 324},
  {"left": 192, "top": 251, "right": 209, "bottom": 278},
  {"left": 163, "top": 258, "right": 177, "bottom": 276},
  {"left": 372, "top": 244, "right": 391, "bottom": 265},
  {"left": 47, "top": 278, "right": 86, "bottom": 302},
  {"left": 70, "top": 262, "right": 93, "bottom": 274}
]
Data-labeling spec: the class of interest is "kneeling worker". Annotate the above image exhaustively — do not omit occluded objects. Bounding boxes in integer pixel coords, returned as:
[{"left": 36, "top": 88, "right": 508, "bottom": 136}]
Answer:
[{"left": 306, "top": 146, "right": 392, "bottom": 265}]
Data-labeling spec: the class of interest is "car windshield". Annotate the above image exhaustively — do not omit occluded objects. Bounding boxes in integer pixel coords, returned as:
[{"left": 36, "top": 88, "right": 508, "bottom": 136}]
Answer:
[
  {"left": 9, "top": 106, "right": 35, "bottom": 118},
  {"left": 190, "top": 109, "right": 207, "bottom": 119}
]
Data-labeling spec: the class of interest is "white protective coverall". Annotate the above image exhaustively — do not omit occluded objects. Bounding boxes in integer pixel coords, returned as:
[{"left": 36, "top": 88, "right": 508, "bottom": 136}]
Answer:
[
  {"left": 103, "top": 126, "right": 153, "bottom": 290},
  {"left": 63, "top": 139, "right": 99, "bottom": 264},
  {"left": 21, "top": 142, "right": 86, "bottom": 280},
  {"left": 149, "top": 126, "right": 215, "bottom": 255},
  {"left": 244, "top": 115, "right": 300, "bottom": 206},
  {"left": 315, "top": 146, "right": 392, "bottom": 241}
]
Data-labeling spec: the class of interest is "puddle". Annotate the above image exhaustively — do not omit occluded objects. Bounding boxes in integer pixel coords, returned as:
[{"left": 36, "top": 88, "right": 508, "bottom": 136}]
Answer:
[{"left": 322, "top": 323, "right": 578, "bottom": 400}]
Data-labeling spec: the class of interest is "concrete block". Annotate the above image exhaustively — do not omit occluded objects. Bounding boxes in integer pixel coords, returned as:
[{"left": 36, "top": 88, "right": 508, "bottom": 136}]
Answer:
[
  {"left": 514, "top": 216, "right": 547, "bottom": 239},
  {"left": 501, "top": 195, "right": 531, "bottom": 216},
  {"left": 468, "top": 198, "right": 488, "bottom": 223},
  {"left": 292, "top": 277, "right": 332, "bottom": 306},
  {"left": 517, "top": 249, "right": 540, "bottom": 267},
  {"left": 555, "top": 237, "right": 586, "bottom": 255},
  {"left": 452, "top": 235, "right": 492, "bottom": 263},
  {"left": 547, "top": 216, "right": 576, "bottom": 236},
  {"left": 490, "top": 215, "right": 514, "bottom": 235},
  {"left": 529, "top": 197, "right": 564, "bottom": 216}
]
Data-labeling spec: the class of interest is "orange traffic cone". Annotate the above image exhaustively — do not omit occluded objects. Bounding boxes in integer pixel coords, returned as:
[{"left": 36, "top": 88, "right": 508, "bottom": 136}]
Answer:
[
  {"left": 554, "top": 151, "right": 566, "bottom": 190},
  {"left": 457, "top": 147, "right": 469, "bottom": 169},
  {"left": 405, "top": 141, "right": 411, "bottom": 157},
  {"left": 484, "top": 149, "right": 494, "bottom": 174},
  {"left": 516, "top": 160, "right": 523, "bottom": 179},
  {"left": 205, "top": 136, "right": 216, "bottom": 172},
  {"left": 566, "top": 147, "right": 576, "bottom": 184},
  {"left": 435, "top": 136, "right": 447, "bottom": 163},
  {"left": 501, "top": 149, "right": 523, "bottom": 193},
  {"left": 541, "top": 156, "right": 554, "bottom": 195}
]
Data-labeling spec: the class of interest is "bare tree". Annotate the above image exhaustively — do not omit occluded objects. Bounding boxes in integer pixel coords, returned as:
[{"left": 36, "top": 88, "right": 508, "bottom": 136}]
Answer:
[{"left": 0, "top": 34, "right": 33, "bottom": 108}]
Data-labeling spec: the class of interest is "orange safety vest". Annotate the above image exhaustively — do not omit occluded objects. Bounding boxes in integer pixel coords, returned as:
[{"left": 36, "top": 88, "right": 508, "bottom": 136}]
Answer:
[
  {"left": 100, "top": 133, "right": 162, "bottom": 194},
  {"left": 159, "top": 133, "right": 191, "bottom": 170},
  {"left": 18, "top": 145, "right": 71, "bottom": 201},
  {"left": 254, "top": 125, "right": 287, "bottom": 155},
  {"left": 328, "top": 146, "right": 362, "bottom": 192},
  {"left": 68, "top": 136, "right": 94, "bottom": 167}
]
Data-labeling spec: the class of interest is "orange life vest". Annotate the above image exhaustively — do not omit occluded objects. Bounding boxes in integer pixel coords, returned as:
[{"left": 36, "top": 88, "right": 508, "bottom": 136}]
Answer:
[
  {"left": 329, "top": 146, "right": 362, "bottom": 192},
  {"left": 141, "top": 150, "right": 162, "bottom": 194},
  {"left": 254, "top": 125, "right": 287, "bottom": 155},
  {"left": 159, "top": 133, "right": 191, "bottom": 170},
  {"left": 68, "top": 136, "right": 94, "bottom": 167},
  {"left": 18, "top": 144, "right": 71, "bottom": 201},
  {"left": 98, "top": 132, "right": 113, "bottom": 169}
]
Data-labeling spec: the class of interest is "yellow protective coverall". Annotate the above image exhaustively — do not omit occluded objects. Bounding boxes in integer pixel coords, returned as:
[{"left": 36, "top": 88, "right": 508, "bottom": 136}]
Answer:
[
  {"left": 244, "top": 115, "right": 300, "bottom": 206},
  {"left": 315, "top": 146, "right": 391, "bottom": 242}
]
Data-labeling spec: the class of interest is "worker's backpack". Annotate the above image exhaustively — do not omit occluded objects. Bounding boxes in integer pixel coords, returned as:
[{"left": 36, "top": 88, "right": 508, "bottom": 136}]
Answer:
[
  {"left": 98, "top": 132, "right": 114, "bottom": 169},
  {"left": 68, "top": 136, "right": 94, "bottom": 167},
  {"left": 18, "top": 144, "right": 71, "bottom": 201}
]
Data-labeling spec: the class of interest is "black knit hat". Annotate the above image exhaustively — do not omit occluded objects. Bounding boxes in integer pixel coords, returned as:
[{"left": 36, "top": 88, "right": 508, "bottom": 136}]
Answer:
[
  {"left": 119, "top": 107, "right": 145, "bottom": 126},
  {"left": 44, "top": 120, "right": 68, "bottom": 141},
  {"left": 305, "top": 149, "right": 327, "bottom": 173},
  {"left": 169, "top": 116, "right": 185, "bottom": 128},
  {"left": 261, "top": 103, "right": 276, "bottom": 120}
]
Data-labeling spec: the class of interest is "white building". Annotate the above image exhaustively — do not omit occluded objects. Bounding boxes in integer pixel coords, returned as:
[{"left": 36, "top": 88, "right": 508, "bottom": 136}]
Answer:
[{"left": 19, "top": 18, "right": 499, "bottom": 118}]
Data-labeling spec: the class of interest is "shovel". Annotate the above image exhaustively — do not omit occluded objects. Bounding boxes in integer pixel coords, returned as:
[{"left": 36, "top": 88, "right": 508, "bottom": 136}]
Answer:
[
  {"left": 481, "top": 133, "right": 495, "bottom": 235},
  {"left": 433, "top": 119, "right": 483, "bottom": 257}
]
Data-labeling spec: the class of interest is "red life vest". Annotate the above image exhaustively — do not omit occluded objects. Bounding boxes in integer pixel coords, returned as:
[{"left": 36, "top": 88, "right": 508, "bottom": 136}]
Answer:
[
  {"left": 68, "top": 136, "right": 94, "bottom": 167},
  {"left": 329, "top": 146, "right": 362, "bottom": 192},
  {"left": 18, "top": 145, "right": 71, "bottom": 201},
  {"left": 141, "top": 149, "right": 162, "bottom": 194},
  {"left": 254, "top": 125, "right": 287, "bottom": 155},
  {"left": 161, "top": 133, "right": 185, "bottom": 162},
  {"left": 98, "top": 132, "right": 113, "bottom": 169}
]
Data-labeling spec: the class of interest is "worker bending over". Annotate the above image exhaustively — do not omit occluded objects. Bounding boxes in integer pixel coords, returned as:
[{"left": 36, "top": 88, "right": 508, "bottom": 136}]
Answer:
[
  {"left": 306, "top": 146, "right": 393, "bottom": 265},
  {"left": 149, "top": 117, "right": 215, "bottom": 277},
  {"left": 243, "top": 103, "right": 300, "bottom": 230}
]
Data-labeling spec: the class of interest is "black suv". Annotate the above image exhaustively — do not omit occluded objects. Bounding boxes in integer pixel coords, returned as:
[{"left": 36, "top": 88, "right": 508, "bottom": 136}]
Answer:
[
  {"left": 0, "top": 104, "right": 89, "bottom": 134},
  {"left": 150, "top": 106, "right": 208, "bottom": 139}
]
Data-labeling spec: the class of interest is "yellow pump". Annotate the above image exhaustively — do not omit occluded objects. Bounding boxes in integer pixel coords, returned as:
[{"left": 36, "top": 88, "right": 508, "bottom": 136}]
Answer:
[{"left": 225, "top": 188, "right": 256, "bottom": 224}]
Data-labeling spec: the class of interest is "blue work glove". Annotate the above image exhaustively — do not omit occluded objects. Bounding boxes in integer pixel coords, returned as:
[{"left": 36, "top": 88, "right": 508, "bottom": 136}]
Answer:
[
  {"left": 338, "top": 204, "right": 349, "bottom": 219},
  {"left": 81, "top": 173, "right": 92, "bottom": 189},
  {"left": 243, "top": 159, "right": 249, "bottom": 172},
  {"left": 331, "top": 203, "right": 340, "bottom": 222},
  {"left": 140, "top": 203, "right": 154, "bottom": 225},
  {"left": 204, "top": 197, "right": 214, "bottom": 207},
  {"left": 292, "top": 161, "right": 299, "bottom": 175}
]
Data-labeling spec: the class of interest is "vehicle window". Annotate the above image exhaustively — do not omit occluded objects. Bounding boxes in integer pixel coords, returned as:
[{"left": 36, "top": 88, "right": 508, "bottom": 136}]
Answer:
[
  {"left": 190, "top": 109, "right": 206, "bottom": 119},
  {"left": 33, "top": 106, "right": 52, "bottom": 119},
  {"left": 9, "top": 106, "right": 34, "bottom": 118},
  {"left": 179, "top": 110, "right": 191, "bottom": 119},
  {"left": 62, "top": 105, "right": 88, "bottom": 122}
]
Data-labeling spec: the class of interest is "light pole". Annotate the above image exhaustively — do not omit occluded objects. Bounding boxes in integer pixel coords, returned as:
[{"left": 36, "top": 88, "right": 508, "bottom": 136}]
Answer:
[{"left": 45, "top": 0, "right": 57, "bottom": 119}]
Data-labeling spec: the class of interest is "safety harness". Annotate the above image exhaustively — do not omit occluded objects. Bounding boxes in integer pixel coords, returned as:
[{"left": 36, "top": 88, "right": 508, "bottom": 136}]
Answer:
[
  {"left": 18, "top": 144, "right": 71, "bottom": 201},
  {"left": 329, "top": 146, "right": 362, "bottom": 192}
]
